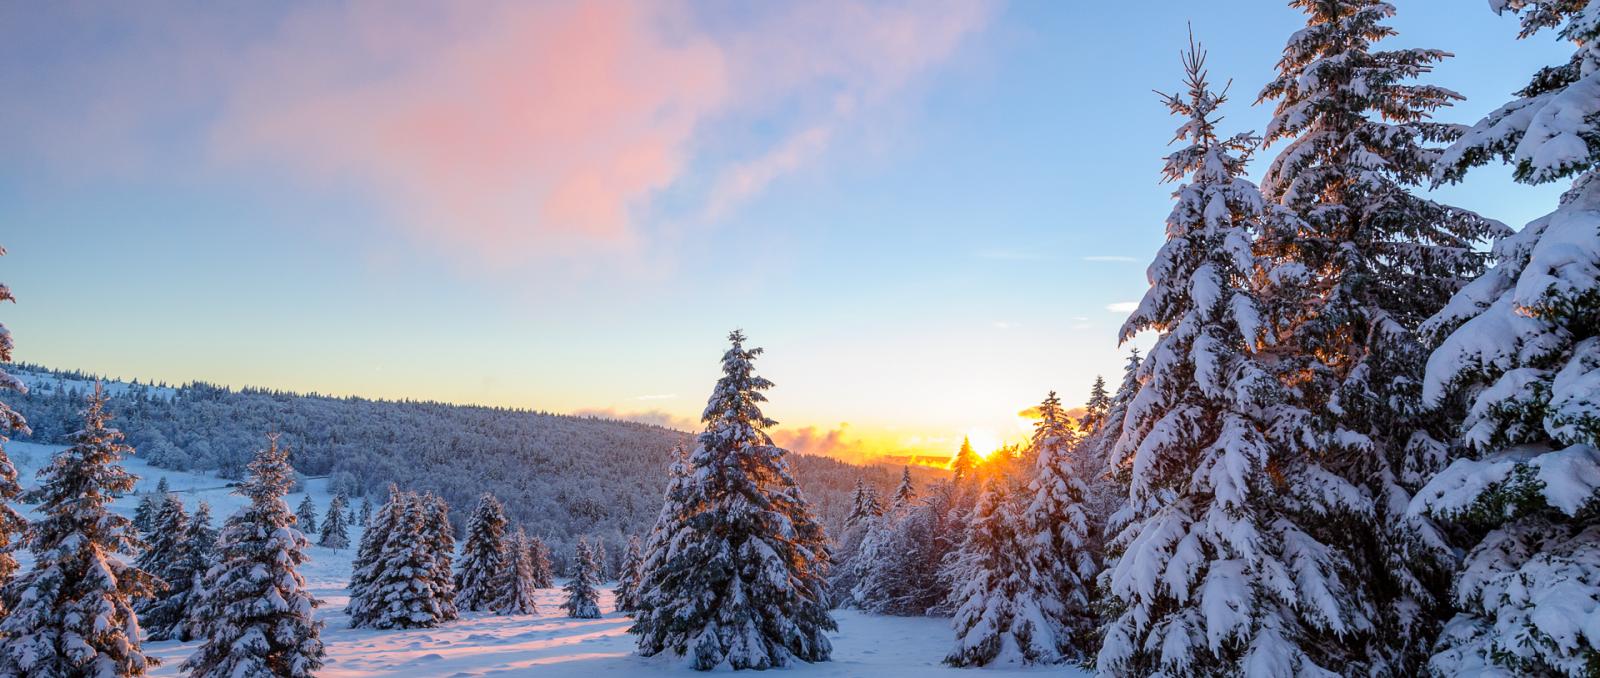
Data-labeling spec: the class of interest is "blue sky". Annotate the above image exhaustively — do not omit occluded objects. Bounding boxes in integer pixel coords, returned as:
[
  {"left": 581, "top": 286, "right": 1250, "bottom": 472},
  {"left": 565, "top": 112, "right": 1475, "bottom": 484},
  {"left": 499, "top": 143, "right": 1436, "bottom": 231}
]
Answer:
[{"left": 0, "top": 1, "right": 1570, "bottom": 461}]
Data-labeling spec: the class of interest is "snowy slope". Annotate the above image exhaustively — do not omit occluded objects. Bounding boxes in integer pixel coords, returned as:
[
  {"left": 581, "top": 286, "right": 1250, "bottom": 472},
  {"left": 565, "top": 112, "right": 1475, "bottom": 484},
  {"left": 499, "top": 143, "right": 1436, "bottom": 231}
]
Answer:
[{"left": 5, "top": 441, "right": 1090, "bottom": 676}]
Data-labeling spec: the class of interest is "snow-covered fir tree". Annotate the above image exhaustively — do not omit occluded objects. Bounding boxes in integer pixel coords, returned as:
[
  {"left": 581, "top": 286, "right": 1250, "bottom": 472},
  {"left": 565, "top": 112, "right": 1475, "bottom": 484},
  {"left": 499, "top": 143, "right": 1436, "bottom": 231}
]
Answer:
[
  {"left": 856, "top": 478, "right": 958, "bottom": 616},
  {"left": 1100, "top": 38, "right": 1343, "bottom": 676},
  {"left": 1411, "top": 3, "right": 1600, "bottom": 674},
  {"left": 1080, "top": 376, "right": 1111, "bottom": 433},
  {"left": 345, "top": 484, "right": 403, "bottom": 625},
  {"left": 528, "top": 534, "right": 555, "bottom": 589},
  {"left": 1016, "top": 391, "right": 1096, "bottom": 664},
  {"left": 162, "top": 500, "right": 218, "bottom": 643},
  {"left": 156, "top": 476, "right": 169, "bottom": 494},
  {"left": 562, "top": 537, "right": 602, "bottom": 619},
  {"left": 295, "top": 494, "right": 319, "bottom": 535},
  {"left": 631, "top": 331, "right": 835, "bottom": 670},
  {"left": 134, "top": 493, "right": 159, "bottom": 536},
  {"left": 0, "top": 387, "right": 158, "bottom": 677},
  {"left": 491, "top": 528, "right": 539, "bottom": 615},
  {"left": 357, "top": 496, "right": 371, "bottom": 526},
  {"left": 944, "top": 476, "right": 1034, "bottom": 666},
  {"left": 636, "top": 443, "right": 690, "bottom": 610},
  {"left": 422, "top": 492, "right": 457, "bottom": 621},
  {"left": 829, "top": 477, "right": 886, "bottom": 607},
  {"left": 0, "top": 246, "right": 26, "bottom": 611},
  {"left": 454, "top": 492, "right": 508, "bottom": 612},
  {"left": 615, "top": 534, "right": 644, "bottom": 613},
  {"left": 352, "top": 491, "right": 447, "bottom": 629},
  {"left": 893, "top": 466, "right": 916, "bottom": 508},
  {"left": 183, "top": 434, "right": 325, "bottom": 678},
  {"left": 136, "top": 493, "right": 193, "bottom": 642},
  {"left": 1254, "top": 2, "right": 1507, "bottom": 671},
  {"left": 320, "top": 491, "right": 350, "bottom": 550}
]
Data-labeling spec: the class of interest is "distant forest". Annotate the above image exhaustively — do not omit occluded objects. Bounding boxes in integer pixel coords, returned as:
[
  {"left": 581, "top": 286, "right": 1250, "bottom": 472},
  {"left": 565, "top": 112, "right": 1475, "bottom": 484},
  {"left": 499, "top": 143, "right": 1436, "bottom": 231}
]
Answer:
[{"left": 4, "top": 363, "right": 947, "bottom": 567}]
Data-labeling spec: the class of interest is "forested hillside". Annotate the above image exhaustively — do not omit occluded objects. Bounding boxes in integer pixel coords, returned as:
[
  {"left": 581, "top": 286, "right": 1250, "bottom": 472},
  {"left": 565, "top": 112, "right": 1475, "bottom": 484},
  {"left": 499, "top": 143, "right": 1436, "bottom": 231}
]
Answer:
[{"left": 3, "top": 364, "right": 940, "bottom": 563}]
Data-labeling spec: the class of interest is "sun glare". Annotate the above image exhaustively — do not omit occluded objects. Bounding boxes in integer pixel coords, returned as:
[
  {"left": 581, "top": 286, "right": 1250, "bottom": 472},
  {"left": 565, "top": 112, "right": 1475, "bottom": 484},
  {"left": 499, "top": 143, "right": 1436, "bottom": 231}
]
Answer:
[{"left": 965, "top": 429, "right": 1003, "bottom": 459}]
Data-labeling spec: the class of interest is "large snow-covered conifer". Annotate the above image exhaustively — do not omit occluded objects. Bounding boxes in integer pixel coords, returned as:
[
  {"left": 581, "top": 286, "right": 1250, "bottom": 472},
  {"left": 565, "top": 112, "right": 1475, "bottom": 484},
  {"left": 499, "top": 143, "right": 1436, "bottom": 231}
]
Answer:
[
  {"left": 136, "top": 493, "right": 194, "bottom": 642},
  {"left": 528, "top": 535, "right": 554, "bottom": 589},
  {"left": 1100, "top": 39, "right": 1343, "bottom": 676},
  {"left": 421, "top": 492, "right": 457, "bottom": 621},
  {"left": 183, "top": 434, "right": 325, "bottom": 678},
  {"left": 944, "top": 477, "right": 1034, "bottom": 667},
  {"left": 615, "top": 534, "right": 644, "bottom": 613},
  {"left": 0, "top": 248, "right": 27, "bottom": 612},
  {"left": 1412, "top": 3, "right": 1600, "bottom": 674},
  {"left": 454, "top": 492, "right": 508, "bottom": 612},
  {"left": 1254, "top": 2, "right": 1506, "bottom": 670},
  {"left": 491, "top": 528, "right": 538, "bottom": 616},
  {"left": 295, "top": 494, "right": 318, "bottom": 535},
  {"left": 1016, "top": 391, "right": 1096, "bottom": 663},
  {"left": 0, "top": 387, "right": 157, "bottom": 677},
  {"left": 630, "top": 331, "right": 835, "bottom": 670}
]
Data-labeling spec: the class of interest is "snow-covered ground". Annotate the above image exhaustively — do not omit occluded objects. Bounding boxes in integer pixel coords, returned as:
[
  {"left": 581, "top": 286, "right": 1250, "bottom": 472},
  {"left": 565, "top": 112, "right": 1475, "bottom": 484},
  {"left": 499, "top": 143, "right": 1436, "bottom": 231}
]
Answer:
[{"left": 6, "top": 441, "right": 1091, "bottom": 676}]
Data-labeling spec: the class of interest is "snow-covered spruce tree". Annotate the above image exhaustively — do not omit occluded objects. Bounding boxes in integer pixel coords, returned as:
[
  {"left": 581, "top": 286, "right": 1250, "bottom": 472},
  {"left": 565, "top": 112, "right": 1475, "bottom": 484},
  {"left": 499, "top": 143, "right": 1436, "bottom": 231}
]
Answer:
[
  {"left": 136, "top": 493, "right": 193, "bottom": 641},
  {"left": 359, "top": 491, "right": 447, "bottom": 629},
  {"left": 892, "top": 466, "right": 916, "bottom": 508},
  {"left": 1411, "top": 3, "right": 1600, "bottom": 674},
  {"left": 1255, "top": 2, "right": 1507, "bottom": 671},
  {"left": 345, "top": 483, "right": 404, "bottom": 624},
  {"left": 1080, "top": 376, "right": 1111, "bottom": 433},
  {"left": 1099, "top": 40, "right": 1340, "bottom": 676},
  {"left": 167, "top": 500, "right": 218, "bottom": 643},
  {"left": 1090, "top": 349, "right": 1143, "bottom": 527},
  {"left": 0, "top": 387, "right": 158, "bottom": 677},
  {"left": 944, "top": 476, "right": 1034, "bottom": 666},
  {"left": 0, "top": 248, "right": 27, "bottom": 612},
  {"left": 183, "top": 434, "right": 325, "bottom": 678},
  {"left": 630, "top": 331, "right": 835, "bottom": 670},
  {"left": 156, "top": 476, "right": 169, "bottom": 494},
  {"left": 295, "top": 494, "right": 318, "bottom": 535},
  {"left": 562, "top": 537, "right": 602, "bottom": 619},
  {"left": 829, "top": 477, "right": 886, "bottom": 608},
  {"left": 454, "top": 492, "right": 508, "bottom": 612},
  {"left": 422, "top": 491, "right": 457, "bottom": 621},
  {"left": 636, "top": 443, "right": 690, "bottom": 599},
  {"left": 134, "top": 493, "right": 159, "bottom": 536},
  {"left": 320, "top": 491, "right": 350, "bottom": 550},
  {"left": 490, "top": 527, "right": 538, "bottom": 615},
  {"left": 858, "top": 478, "right": 959, "bottom": 616},
  {"left": 1016, "top": 391, "right": 1096, "bottom": 664},
  {"left": 528, "top": 535, "right": 555, "bottom": 589},
  {"left": 593, "top": 536, "right": 611, "bottom": 581},
  {"left": 615, "top": 534, "right": 644, "bottom": 613},
  {"left": 357, "top": 496, "right": 371, "bottom": 526}
]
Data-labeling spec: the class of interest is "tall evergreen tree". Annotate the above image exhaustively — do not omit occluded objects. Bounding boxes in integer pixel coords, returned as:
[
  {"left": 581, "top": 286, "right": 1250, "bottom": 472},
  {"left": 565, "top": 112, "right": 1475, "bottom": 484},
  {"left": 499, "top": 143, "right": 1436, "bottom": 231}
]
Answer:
[
  {"left": 0, "top": 246, "right": 27, "bottom": 612},
  {"left": 944, "top": 477, "right": 1034, "bottom": 666},
  {"left": 892, "top": 466, "right": 916, "bottom": 508},
  {"left": 1255, "top": 2, "right": 1506, "bottom": 671},
  {"left": 136, "top": 493, "right": 193, "bottom": 642},
  {"left": 562, "top": 537, "right": 602, "bottom": 619},
  {"left": 319, "top": 491, "right": 350, "bottom": 550},
  {"left": 1100, "top": 39, "right": 1339, "bottom": 676},
  {"left": 133, "top": 494, "right": 160, "bottom": 536},
  {"left": 345, "top": 484, "right": 403, "bottom": 624},
  {"left": 951, "top": 437, "right": 980, "bottom": 482},
  {"left": 155, "top": 476, "right": 169, "bottom": 494},
  {"left": 1017, "top": 391, "right": 1096, "bottom": 663},
  {"left": 1414, "top": 3, "right": 1600, "bottom": 674},
  {"left": 454, "top": 493, "right": 508, "bottom": 612},
  {"left": 631, "top": 331, "right": 835, "bottom": 670},
  {"left": 352, "top": 491, "right": 446, "bottom": 629},
  {"left": 615, "top": 534, "right": 644, "bottom": 613},
  {"left": 357, "top": 496, "right": 372, "bottom": 527},
  {"left": 829, "top": 478, "right": 886, "bottom": 608},
  {"left": 528, "top": 535, "right": 555, "bottom": 589},
  {"left": 637, "top": 443, "right": 690, "bottom": 601},
  {"left": 422, "top": 492, "right": 457, "bottom": 621},
  {"left": 0, "top": 387, "right": 157, "bottom": 677},
  {"left": 167, "top": 500, "right": 218, "bottom": 643},
  {"left": 491, "top": 528, "right": 539, "bottom": 616},
  {"left": 183, "top": 435, "right": 325, "bottom": 677},
  {"left": 295, "top": 494, "right": 319, "bottom": 535},
  {"left": 1080, "top": 376, "right": 1111, "bottom": 433}
]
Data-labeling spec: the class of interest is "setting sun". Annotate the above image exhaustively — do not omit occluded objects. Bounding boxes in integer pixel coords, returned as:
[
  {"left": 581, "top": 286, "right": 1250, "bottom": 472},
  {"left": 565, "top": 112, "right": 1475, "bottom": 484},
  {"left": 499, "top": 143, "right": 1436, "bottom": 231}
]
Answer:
[{"left": 963, "top": 429, "right": 1004, "bottom": 459}]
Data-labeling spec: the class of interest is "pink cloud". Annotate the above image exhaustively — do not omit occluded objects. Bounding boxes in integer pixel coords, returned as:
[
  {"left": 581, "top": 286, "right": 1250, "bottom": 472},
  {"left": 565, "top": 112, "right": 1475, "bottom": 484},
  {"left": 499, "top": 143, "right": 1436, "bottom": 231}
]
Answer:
[{"left": 213, "top": 0, "right": 728, "bottom": 265}]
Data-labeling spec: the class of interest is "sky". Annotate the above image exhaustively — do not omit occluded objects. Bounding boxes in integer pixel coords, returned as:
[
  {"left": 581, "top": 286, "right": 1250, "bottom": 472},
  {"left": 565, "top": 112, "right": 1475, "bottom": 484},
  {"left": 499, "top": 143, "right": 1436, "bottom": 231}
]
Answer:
[{"left": 0, "top": 1, "right": 1573, "bottom": 465}]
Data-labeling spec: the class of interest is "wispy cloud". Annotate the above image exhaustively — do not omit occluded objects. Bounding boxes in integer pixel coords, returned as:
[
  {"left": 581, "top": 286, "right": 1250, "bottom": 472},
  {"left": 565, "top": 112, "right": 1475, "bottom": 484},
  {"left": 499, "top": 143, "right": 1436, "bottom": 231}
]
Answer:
[
  {"left": 1107, "top": 301, "right": 1139, "bottom": 313},
  {"left": 571, "top": 407, "right": 696, "bottom": 431}
]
